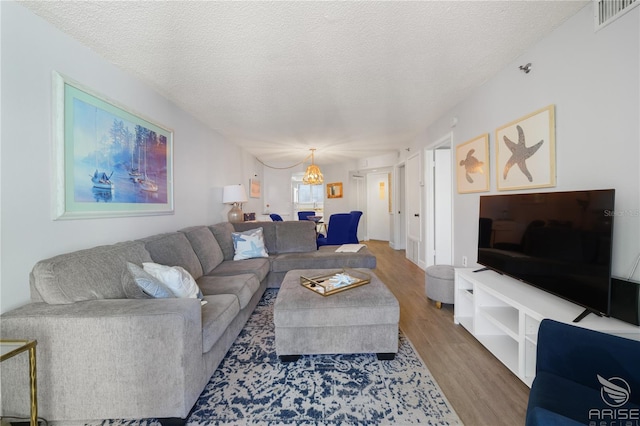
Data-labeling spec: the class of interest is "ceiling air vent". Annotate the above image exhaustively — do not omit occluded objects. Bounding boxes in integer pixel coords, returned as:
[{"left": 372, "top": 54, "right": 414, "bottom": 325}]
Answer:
[{"left": 594, "top": 0, "right": 639, "bottom": 30}]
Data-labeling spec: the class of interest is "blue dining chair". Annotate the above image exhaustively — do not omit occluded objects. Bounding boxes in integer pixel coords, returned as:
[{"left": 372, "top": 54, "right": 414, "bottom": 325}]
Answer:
[
  {"left": 297, "top": 211, "right": 316, "bottom": 221},
  {"left": 348, "top": 211, "right": 362, "bottom": 243},
  {"left": 270, "top": 213, "right": 283, "bottom": 221},
  {"left": 317, "top": 213, "right": 352, "bottom": 247}
]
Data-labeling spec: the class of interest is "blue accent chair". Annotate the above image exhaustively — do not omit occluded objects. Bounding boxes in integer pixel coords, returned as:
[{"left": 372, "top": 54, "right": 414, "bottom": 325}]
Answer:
[
  {"left": 316, "top": 213, "right": 352, "bottom": 247},
  {"left": 269, "top": 213, "right": 283, "bottom": 221},
  {"left": 348, "top": 211, "right": 363, "bottom": 243},
  {"left": 297, "top": 211, "right": 316, "bottom": 221},
  {"left": 526, "top": 319, "right": 640, "bottom": 425}
]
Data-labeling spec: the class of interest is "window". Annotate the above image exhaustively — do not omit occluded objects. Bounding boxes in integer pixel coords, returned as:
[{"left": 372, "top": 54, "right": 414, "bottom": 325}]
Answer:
[{"left": 295, "top": 183, "right": 324, "bottom": 204}]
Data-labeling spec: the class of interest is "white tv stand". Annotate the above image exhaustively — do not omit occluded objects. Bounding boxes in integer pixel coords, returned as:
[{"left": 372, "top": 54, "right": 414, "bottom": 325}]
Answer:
[{"left": 454, "top": 268, "right": 640, "bottom": 387}]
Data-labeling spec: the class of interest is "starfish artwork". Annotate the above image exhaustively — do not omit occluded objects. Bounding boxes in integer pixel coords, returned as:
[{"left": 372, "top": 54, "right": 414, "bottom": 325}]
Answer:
[
  {"left": 502, "top": 125, "right": 544, "bottom": 182},
  {"left": 459, "top": 149, "right": 484, "bottom": 183}
]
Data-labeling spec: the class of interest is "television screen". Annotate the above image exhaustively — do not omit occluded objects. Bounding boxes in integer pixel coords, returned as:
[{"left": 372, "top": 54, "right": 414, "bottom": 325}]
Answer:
[{"left": 477, "top": 189, "right": 615, "bottom": 317}]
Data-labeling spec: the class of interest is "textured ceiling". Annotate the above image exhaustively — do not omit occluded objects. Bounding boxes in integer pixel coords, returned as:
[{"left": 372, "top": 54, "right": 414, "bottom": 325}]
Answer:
[{"left": 21, "top": 1, "right": 587, "bottom": 166}]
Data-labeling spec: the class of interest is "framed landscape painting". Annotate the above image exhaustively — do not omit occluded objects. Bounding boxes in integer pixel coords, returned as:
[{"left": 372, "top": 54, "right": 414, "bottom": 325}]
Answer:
[
  {"left": 53, "top": 72, "right": 174, "bottom": 219},
  {"left": 496, "top": 105, "right": 555, "bottom": 191},
  {"left": 456, "top": 134, "right": 489, "bottom": 193}
]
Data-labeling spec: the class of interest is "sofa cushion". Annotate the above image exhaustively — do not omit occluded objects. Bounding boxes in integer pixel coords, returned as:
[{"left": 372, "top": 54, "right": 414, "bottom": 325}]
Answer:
[
  {"left": 201, "top": 294, "right": 240, "bottom": 353},
  {"left": 180, "top": 226, "right": 224, "bottom": 274},
  {"left": 275, "top": 221, "right": 317, "bottom": 253},
  {"left": 207, "top": 258, "right": 270, "bottom": 284},
  {"left": 232, "top": 227, "right": 269, "bottom": 260},
  {"left": 209, "top": 222, "right": 236, "bottom": 261},
  {"left": 270, "top": 245, "right": 376, "bottom": 272},
  {"left": 143, "top": 263, "right": 202, "bottom": 299},
  {"left": 139, "top": 233, "right": 204, "bottom": 280},
  {"left": 31, "top": 241, "right": 152, "bottom": 304},
  {"left": 232, "top": 222, "right": 277, "bottom": 254},
  {"left": 125, "top": 262, "right": 173, "bottom": 299},
  {"left": 197, "top": 274, "right": 260, "bottom": 310}
]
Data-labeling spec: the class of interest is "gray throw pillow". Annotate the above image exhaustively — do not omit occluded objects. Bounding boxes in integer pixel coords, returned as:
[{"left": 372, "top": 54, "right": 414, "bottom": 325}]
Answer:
[{"left": 126, "top": 262, "right": 174, "bottom": 298}]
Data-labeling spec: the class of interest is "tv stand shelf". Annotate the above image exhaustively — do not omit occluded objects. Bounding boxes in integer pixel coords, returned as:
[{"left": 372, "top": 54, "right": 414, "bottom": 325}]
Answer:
[{"left": 454, "top": 268, "right": 640, "bottom": 387}]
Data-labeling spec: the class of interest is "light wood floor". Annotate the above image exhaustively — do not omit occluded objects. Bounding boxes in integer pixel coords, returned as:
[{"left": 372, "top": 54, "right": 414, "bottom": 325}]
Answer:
[{"left": 367, "top": 240, "right": 530, "bottom": 426}]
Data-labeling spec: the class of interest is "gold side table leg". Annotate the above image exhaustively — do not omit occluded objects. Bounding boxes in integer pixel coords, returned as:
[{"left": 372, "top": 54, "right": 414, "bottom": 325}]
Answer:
[{"left": 29, "top": 345, "right": 37, "bottom": 426}]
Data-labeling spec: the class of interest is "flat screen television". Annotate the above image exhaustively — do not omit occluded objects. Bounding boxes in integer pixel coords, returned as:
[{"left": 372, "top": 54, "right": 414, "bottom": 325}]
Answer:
[{"left": 477, "top": 189, "right": 615, "bottom": 322}]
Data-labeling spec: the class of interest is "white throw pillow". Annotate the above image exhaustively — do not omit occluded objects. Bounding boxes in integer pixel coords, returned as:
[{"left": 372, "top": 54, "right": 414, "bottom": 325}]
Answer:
[
  {"left": 232, "top": 227, "right": 269, "bottom": 261},
  {"left": 142, "top": 262, "right": 201, "bottom": 299}
]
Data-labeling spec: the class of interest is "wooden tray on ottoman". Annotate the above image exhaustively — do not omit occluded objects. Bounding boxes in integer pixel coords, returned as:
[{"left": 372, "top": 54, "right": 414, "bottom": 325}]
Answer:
[{"left": 299, "top": 268, "right": 370, "bottom": 296}]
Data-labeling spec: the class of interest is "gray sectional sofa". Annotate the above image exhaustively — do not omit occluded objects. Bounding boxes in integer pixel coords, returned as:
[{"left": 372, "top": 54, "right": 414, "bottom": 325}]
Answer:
[{"left": 0, "top": 220, "right": 375, "bottom": 424}]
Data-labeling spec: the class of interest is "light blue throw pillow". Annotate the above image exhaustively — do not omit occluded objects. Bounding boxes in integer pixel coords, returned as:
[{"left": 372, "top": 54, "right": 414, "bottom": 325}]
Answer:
[
  {"left": 126, "top": 262, "right": 174, "bottom": 298},
  {"left": 232, "top": 227, "right": 269, "bottom": 260}
]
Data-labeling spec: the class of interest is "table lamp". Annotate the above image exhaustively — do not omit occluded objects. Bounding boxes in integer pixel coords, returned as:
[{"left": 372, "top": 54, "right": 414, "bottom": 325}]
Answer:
[{"left": 222, "top": 184, "right": 248, "bottom": 223}]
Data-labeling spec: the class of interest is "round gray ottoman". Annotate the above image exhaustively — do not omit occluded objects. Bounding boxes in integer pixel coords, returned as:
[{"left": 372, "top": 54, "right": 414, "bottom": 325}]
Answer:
[{"left": 425, "top": 265, "right": 455, "bottom": 309}]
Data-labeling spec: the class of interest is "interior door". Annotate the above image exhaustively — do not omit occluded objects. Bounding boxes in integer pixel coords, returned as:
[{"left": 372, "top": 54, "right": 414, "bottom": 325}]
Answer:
[
  {"left": 434, "top": 149, "right": 452, "bottom": 265},
  {"left": 425, "top": 141, "right": 453, "bottom": 267},
  {"left": 367, "top": 172, "right": 390, "bottom": 241},
  {"left": 351, "top": 173, "right": 366, "bottom": 241},
  {"left": 406, "top": 153, "right": 421, "bottom": 241},
  {"left": 394, "top": 164, "right": 407, "bottom": 250}
]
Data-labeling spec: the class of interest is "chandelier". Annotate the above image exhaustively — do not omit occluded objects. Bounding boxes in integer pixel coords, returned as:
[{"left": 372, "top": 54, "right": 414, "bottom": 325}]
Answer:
[{"left": 302, "top": 149, "right": 324, "bottom": 185}]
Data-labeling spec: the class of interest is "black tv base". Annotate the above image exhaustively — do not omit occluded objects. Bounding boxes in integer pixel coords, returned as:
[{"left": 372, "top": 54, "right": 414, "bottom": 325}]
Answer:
[
  {"left": 573, "top": 308, "right": 602, "bottom": 323},
  {"left": 473, "top": 267, "right": 503, "bottom": 275}
]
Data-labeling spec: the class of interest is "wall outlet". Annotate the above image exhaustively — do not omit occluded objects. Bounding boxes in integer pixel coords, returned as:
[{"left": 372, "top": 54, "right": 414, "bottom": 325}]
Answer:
[{"left": 462, "top": 256, "right": 468, "bottom": 267}]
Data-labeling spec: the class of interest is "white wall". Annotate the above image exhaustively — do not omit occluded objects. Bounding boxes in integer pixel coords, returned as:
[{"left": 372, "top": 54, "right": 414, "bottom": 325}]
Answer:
[
  {"left": 415, "top": 4, "right": 640, "bottom": 281},
  {"left": 0, "top": 2, "right": 248, "bottom": 313},
  {"left": 320, "top": 162, "right": 356, "bottom": 220},
  {"left": 261, "top": 163, "right": 301, "bottom": 219},
  {"left": 241, "top": 152, "right": 264, "bottom": 216}
]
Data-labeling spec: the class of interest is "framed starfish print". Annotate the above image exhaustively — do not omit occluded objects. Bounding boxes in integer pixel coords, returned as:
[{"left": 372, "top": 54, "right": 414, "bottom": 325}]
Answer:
[
  {"left": 456, "top": 134, "right": 489, "bottom": 193},
  {"left": 496, "top": 104, "right": 556, "bottom": 191}
]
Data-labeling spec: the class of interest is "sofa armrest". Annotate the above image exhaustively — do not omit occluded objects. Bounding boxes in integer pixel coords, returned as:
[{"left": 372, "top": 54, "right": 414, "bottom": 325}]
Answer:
[
  {"left": 536, "top": 319, "right": 640, "bottom": 396},
  {"left": 1, "top": 298, "right": 204, "bottom": 420}
]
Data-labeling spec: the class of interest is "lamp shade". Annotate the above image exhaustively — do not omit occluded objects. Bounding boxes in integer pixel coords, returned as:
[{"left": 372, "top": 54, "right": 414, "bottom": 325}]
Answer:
[
  {"left": 222, "top": 184, "right": 248, "bottom": 204},
  {"left": 302, "top": 164, "right": 324, "bottom": 185}
]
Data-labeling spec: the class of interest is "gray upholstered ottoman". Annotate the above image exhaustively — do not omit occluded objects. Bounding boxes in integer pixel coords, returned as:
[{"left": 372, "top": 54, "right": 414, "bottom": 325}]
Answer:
[
  {"left": 425, "top": 264, "right": 455, "bottom": 309},
  {"left": 274, "top": 268, "right": 399, "bottom": 362}
]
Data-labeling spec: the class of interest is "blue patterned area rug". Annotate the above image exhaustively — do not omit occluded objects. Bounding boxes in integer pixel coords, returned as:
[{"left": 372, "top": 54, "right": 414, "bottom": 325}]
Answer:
[{"left": 99, "top": 289, "right": 462, "bottom": 426}]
